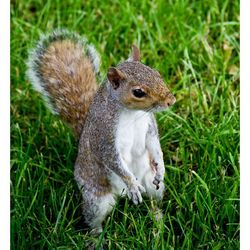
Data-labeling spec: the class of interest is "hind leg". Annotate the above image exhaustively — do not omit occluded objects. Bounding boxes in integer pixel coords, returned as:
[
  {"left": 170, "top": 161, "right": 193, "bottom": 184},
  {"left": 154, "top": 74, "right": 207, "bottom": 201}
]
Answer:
[
  {"left": 82, "top": 191, "right": 116, "bottom": 234},
  {"left": 142, "top": 170, "right": 165, "bottom": 222}
]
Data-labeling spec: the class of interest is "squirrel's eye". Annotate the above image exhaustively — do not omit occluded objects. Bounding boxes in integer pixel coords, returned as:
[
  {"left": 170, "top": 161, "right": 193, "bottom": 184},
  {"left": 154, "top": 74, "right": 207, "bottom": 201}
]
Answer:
[{"left": 132, "top": 89, "right": 146, "bottom": 98}]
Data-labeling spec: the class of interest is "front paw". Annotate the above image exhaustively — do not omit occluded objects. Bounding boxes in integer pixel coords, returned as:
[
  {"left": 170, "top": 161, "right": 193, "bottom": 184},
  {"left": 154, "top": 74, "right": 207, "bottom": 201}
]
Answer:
[
  {"left": 151, "top": 160, "right": 165, "bottom": 190},
  {"left": 153, "top": 173, "right": 164, "bottom": 190},
  {"left": 127, "top": 180, "right": 146, "bottom": 205}
]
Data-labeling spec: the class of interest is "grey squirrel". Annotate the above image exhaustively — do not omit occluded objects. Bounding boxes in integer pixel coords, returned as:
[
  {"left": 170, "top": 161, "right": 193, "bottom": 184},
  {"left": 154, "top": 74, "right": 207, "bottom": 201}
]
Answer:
[{"left": 27, "top": 29, "right": 176, "bottom": 234}]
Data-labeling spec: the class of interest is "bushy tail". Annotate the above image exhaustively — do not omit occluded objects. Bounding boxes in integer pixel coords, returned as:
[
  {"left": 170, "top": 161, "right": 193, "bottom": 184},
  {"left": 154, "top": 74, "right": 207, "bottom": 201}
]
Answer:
[{"left": 27, "top": 29, "right": 100, "bottom": 139}]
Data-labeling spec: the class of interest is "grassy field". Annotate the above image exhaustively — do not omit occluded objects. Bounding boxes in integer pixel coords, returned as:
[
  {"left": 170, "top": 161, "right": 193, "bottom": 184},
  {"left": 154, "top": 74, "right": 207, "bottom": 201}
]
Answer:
[{"left": 11, "top": 0, "right": 239, "bottom": 249}]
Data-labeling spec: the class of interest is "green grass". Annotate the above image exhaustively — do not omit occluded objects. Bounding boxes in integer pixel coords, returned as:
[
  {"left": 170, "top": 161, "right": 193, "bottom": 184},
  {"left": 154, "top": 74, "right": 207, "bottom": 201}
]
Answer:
[{"left": 11, "top": 0, "right": 239, "bottom": 249}]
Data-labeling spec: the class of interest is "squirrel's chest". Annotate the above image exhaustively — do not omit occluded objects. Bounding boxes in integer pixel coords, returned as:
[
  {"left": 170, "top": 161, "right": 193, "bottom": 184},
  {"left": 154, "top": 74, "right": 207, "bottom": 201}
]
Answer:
[{"left": 115, "top": 110, "right": 150, "bottom": 161}]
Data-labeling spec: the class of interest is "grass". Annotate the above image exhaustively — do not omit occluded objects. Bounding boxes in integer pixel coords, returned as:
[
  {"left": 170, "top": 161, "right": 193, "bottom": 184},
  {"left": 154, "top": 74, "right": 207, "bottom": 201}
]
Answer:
[{"left": 11, "top": 0, "right": 239, "bottom": 249}]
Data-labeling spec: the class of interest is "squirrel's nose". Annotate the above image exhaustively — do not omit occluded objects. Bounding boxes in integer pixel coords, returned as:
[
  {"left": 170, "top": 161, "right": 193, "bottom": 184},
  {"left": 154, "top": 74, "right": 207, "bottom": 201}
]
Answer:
[{"left": 164, "top": 94, "right": 176, "bottom": 107}]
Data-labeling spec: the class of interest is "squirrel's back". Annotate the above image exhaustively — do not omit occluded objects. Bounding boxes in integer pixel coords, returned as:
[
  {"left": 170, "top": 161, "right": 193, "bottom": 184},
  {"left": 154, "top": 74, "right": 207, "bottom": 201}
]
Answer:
[{"left": 27, "top": 29, "right": 100, "bottom": 139}]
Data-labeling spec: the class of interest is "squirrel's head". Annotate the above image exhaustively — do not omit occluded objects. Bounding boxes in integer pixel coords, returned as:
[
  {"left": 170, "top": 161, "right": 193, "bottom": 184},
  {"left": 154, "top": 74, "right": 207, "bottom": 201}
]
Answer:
[{"left": 107, "top": 45, "right": 176, "bottom": 112}]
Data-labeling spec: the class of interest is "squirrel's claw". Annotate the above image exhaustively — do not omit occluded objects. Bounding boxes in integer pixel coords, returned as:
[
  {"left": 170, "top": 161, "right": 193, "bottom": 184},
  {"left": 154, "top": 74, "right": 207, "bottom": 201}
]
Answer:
[
  {"left": 153, "top": 179, "right": 160, "bottom": 190},
  {"left": 127, "top": 181, "right": 145, "bottom": 205},
  {"left": 153, "top": 173, "right": 163, "bottom": 190}
]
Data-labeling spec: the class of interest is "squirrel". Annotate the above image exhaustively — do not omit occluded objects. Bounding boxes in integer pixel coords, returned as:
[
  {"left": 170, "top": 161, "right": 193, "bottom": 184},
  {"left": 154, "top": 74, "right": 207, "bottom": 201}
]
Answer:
[{"left": 27, "top": 29, "right": 176, "bottom": 234}]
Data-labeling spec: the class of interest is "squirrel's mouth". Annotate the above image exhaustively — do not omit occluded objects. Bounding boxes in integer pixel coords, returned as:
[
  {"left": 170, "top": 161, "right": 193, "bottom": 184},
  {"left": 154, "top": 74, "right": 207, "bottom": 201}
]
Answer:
[
  {"left": 150, "top": 105, "right": 169, "bottom": 113},
  {"left": 150, "top": 97, "right": 176, "bottom": 113}
]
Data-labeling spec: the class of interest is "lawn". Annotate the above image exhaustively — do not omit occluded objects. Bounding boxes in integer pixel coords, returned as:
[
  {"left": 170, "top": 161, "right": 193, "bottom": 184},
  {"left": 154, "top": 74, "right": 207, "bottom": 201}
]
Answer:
[{"left": 11, "top": 0, "right": 239, "bottom": 249}]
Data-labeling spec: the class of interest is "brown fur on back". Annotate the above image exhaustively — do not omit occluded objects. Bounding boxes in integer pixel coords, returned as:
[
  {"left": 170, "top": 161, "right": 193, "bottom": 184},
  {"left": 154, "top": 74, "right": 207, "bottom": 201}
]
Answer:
[{"left": 40, "top": 40, "right": 98, "bottom": 138}]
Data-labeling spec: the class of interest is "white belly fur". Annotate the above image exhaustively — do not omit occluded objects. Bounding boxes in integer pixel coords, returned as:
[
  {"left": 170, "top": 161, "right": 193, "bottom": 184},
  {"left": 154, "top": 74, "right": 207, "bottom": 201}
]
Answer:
[{"left": 111, "top": 109, "right": 157, "bottom": 196}]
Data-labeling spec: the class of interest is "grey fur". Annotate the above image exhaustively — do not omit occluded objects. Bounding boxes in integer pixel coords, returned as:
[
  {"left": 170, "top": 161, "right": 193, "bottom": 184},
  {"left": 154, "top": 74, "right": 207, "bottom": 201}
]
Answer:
[{"left": 75, "top": 82, "right": 165, "bottom": 230}]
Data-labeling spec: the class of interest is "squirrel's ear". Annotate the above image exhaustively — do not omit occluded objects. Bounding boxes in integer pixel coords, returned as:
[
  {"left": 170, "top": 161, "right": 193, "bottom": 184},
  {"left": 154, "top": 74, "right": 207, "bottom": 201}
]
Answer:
[
  {"left": 127, "top": 44, "right": 140, "bottom": 62},
  {"left": 107, "top": 67, "right": 125, "bottom": 89}
]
